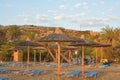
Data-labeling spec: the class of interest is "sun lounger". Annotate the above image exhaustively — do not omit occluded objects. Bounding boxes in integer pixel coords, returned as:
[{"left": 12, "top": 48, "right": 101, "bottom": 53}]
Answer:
[
  {"left": 0, "top": 69, "right": 11, "bottom": 73},
  {"left": 61, "top": 63, "right": 69, "bottom": 67},
  {"left": 46, "top": 63, "right": 57, "bottom": 67},
  {"left": 18, "top": 70, "right": 28, "bottom": 75},
  {"left": 0, "top": 77, "right": 8, "bottom": 80},
  {"left": 67, "top": 70, "right": 82, "bottom": 77},
  {"left": 85, "top": 71, "right": 98, "bottom": 78},
  {"left": 99, "top": 62, "right": 110, "bottom": 68},
  {"left": 27, "top": 70, "right": 44, "bottom": 76}
]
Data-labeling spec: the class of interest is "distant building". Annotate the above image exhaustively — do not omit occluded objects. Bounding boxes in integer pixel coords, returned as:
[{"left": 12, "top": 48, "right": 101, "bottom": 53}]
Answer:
[{"left": 13, "top": 50, "right": 23, "bottom": 62}]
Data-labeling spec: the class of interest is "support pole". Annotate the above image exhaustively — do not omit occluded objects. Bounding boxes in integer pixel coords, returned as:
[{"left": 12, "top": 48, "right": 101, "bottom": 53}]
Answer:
[
  {"left": 27, "top": 46, "right": 30, "bottom": 71},
  {"left": 34, "top": 50, "right": 36, "bottom": 65},
  {"left": 39, "top": 51, "right": 41, "bottom": 63},
  {"left": 69, "top": 50, "right": 72, "bottom": 64},
  {"left": 82, "top": 46, "right": 85, "bottom": 79},
  {"left": 57, "top": 41, "right": 61, "bottom": 80},
  {"left": 96, "top": 48, "right": 98, "bottom": 68}
]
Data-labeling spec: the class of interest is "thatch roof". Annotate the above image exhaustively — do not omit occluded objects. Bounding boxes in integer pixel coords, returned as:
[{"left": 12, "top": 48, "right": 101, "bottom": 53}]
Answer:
[
  {"left": 34, "top": 47, "right": 46, "bottom": 50},
  {"left": 16, "top": 41, "right": 42, "bottom": 46},
  {"left": 63, "top": 46, "right": 78, "bottom": 50},
  {"left": 47, "top": 44, "right": 78, "bottom": 50},
  {"left": 9, "top": 46, "right": 27, "bottom": 50},
  {"left": 69, "top": 40, "right": 95, "bottom": 46},
  {"left": 69, "top": 40, "right": 111, "bottom": 47},
  {"left": 48, "top": 44, "right": 63, "bottom": 49},
  {"left": 89, "top": 42, "right": 111, "bottom": 47},
  {"left": 37, "top": 28, "right": 84, "bottom": 42}
]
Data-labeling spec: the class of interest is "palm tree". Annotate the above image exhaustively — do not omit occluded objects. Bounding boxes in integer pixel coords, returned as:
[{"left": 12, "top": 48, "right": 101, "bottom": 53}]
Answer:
[
  {"left": 6, "top": 25, "right": 22, "bottom": 42},
  {"left": 114, "top": 28, "right": 120, "bottom": 42},
  {"left": 100, "top": 26, "right": 115, "bottom": 46},
  {"left": 0, "top": 30, "right": 6, "bottom": 41},
  {"left": 0, "top": 43, "right": 11, "bottom": 61},
  {"left": 26, "top": 31, "right": 37, "bottom": 40}
]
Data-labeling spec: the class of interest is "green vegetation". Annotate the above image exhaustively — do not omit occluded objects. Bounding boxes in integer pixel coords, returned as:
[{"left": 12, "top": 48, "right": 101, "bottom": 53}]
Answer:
[{"left": 0, "top": 25, "right": 120, "bottom": 63}]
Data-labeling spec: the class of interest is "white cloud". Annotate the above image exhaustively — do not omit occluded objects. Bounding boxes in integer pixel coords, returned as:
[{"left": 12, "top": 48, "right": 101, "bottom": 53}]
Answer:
[
  {"left": 83, "top": 2, "right": 88, "bottom": 5},
  {"left": 17, "top": 13, "right": 30, "bottom": 18},
  {"left": 68, "top": 13, "right": 86, "bottom": 18},
  {"left": 116, "top": 1, "right": 120, "bottom": 5},
  {"left": 92, "top": 2, "right": 97, "bottom": 6},
  {"left": 54, "top": 15, "right": 65, "bottom": 20},
  {"left": 47, "top": 10, "right": 57, "bottom": 15},
  {"left": 100, "top": 1, "right": 105, "bottom": 4},
  {"left": 82, "top": 2, "right": 89, "bottom": 9},
  {"left": 48, "top": 10, "right": 56, "bottom": 13},
  {"left": 5, "top": 3, "right": 13, "bottom": 8},
  {"left": 73, "top": 16, "right": 120, "bottom": 27},
  {"left": 108, "top": 8, "right": 114, "bottom": 12},
  {"left": 83, "top": 5, "right": 89, "bottom": 9},
  {"left": 24, "top": 18, "right": 35, "bottom": 23},
  {"left": 36, "top": 14, "right": 49, "bottom": 22},
  {"left": 59, "top": 5, "right": 67, "bottom": 10},
  {"left": 80, "top": 21, "right": 107, "bottom": 27},
  {"left": 74, "top": 3, "right": 81, "bottom": 8}
]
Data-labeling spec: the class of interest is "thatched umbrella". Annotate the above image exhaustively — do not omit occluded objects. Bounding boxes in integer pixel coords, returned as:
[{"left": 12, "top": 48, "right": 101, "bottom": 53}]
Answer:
[
  {"left": 69, "top": 40, "right": 96, "bottom": 78},
  {"left": 34, "top": 47, "right": 46, "bottom": 63},
  {"left": 37, "top": 28, "right": 84, "bottom": 80},
  {"left": 9, "top": 46, "right": 27, "bottom": 50},
  {"left": 16, "top": 40, "right": 42, "bottom": 70}
]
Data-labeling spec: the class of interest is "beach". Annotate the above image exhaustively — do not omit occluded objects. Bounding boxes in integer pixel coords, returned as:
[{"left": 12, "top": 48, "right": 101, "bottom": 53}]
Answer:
[{"left": 0, "top": 62, "right": 120, "bottom": 80}]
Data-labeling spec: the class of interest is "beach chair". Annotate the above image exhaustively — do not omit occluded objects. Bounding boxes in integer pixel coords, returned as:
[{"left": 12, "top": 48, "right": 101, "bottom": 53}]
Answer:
[
  {"left": 61, "top": 63, "right": 69, "bottom": 67},
  {"left": 99, "top": 62, "right": 110, "bottom": 68},
  {"left": 27, "top": 70, "right": 44, "bottom": 76},
  {"left": 46, "top": 63, "right": 57, "bottom": 67},
  {"left": 18, "top": 70, "right": 29, "bottom": 75},
  {"left": 0, "top": 77, "right": 8, "bottom": 80},
  {"left": 66, "top": 70, "right": 82, "bottom": 77},
  {"left": 85, "top": 71, "right": 98, "bottom": 78},
  {"left": 0, "top": 69, "right": 11, "bottom": 73}
]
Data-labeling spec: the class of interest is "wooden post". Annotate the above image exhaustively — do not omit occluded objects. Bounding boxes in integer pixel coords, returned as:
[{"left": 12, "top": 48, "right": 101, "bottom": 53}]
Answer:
[
  {"left": 60, "top": 50, "right": 70, "bottom": 63},
  {"left": 34, "top": 50, "right": 36, "bottom": 65},
  {"left": 96, "top": 48, "right": 98, "bottom": 68},
  {"left": 27, "top": 46, "right": 30, "bottom": 71},
  {"left": 39, "top": 51, "right": 42, "bottom": 63},
  {"left": 46, "top": 47, "right": 56, "bottom": 62},
  {"left": 82, "top": 46, "right": 85, "bottom": 79},
  {"left": 69, "top": 50, "right": 71, "bottom": 64},
  {"left": 57, "top": 41, "right": 61, "bottom": 80},
  {"left": 60, "top": 53, "right": 70, "bottom": 63},
  {"left": 101, "top": 47, "right": 103, "bottom": 59},
  {"left": 55, "top": 49, "right": 58, "bottom": 63}
]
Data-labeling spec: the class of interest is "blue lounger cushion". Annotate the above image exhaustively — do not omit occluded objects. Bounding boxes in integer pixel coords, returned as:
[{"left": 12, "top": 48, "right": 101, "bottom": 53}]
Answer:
[
  {"left": 19, "top": 70, "right": 28, "bottom": 74},
  {"left": 0, "top": 69, "right": 10, "bottom": 73},
  {"left": 67, "top": 70, "right": 82, "bottom": 77},
  {"left": 99, "top": 63, "right": 110, "bottom": 68},
  {"left": 85, "top": 71, "right": 98, "bottom": 78},
  {"left": 27, "top": 70, "right": 44, "bottom": 75},
  {"left": 0, "top": 77, "right": 8, "bottom": 80}
]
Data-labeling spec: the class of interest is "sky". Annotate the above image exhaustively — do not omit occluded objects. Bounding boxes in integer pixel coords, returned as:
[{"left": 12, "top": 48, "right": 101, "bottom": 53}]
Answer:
[{"left": 0, "top": 0, "right": 120, "bottom": 32}]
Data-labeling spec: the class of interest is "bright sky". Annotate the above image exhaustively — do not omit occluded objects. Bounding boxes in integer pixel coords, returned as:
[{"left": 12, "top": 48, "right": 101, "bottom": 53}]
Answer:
[{"left": 0, "top": 0, "right": 120, "bottom": 31}]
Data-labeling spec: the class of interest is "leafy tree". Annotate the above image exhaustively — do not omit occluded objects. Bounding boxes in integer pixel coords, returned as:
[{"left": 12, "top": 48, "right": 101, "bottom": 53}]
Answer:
[
  {"left": 6, "top": 25, "right": 22, "bottom": 42},
  {"left": 100, "top": 26, "right": 115, "bottom": 45},
  {"left": 0, "top": 43, "right": 11, "bottom": 61}
]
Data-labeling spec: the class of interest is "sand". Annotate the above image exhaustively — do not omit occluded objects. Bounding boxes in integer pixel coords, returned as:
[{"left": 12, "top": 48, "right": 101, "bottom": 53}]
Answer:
[{"left": 0, "top": 62, "right": 120, "bottom": 80}]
